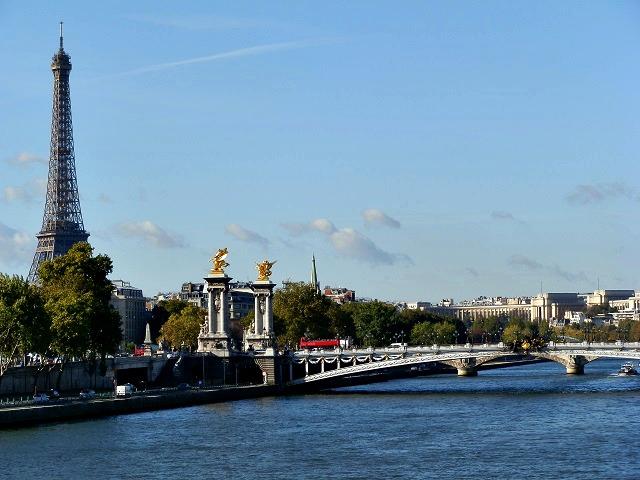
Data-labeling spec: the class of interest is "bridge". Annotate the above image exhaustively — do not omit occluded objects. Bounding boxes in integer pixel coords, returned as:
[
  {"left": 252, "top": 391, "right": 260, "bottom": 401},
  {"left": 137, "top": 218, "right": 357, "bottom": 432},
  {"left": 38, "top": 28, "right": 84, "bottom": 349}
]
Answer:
[{"left": 283, "top": 342, "right": 640, "bottom": 389}]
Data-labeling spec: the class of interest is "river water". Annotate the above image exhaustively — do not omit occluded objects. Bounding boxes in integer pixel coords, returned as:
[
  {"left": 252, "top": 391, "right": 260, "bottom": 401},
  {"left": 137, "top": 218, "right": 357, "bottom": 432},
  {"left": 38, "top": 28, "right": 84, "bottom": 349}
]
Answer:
[{"left": 1, "top": 358, "right": 639, "bottom": 479}]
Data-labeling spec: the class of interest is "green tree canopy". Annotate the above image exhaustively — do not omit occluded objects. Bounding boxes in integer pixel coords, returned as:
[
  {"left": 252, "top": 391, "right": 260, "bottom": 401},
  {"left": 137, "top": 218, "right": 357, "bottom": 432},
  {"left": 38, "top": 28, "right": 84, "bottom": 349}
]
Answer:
[
  {"left": 159, "top": 303, "right": 205, "bottom": 350},
  {"left": 411, "top": 321, "right": 435, "bottom": 345},
  {"left": 39, "top": 242, "right": 122, "bottom": 364},
  {"left": 273, "top": 282, "right": 334, "bottom": 347},
  {"left": 150, "top": 299, "right": 189, "bottom": 341},
  {"left": 411, "top": 320, "right": 457, "bottom": 345},
  {"left": 0, "top": 274, "right": 50, "bottom": 374},
  {"left": 342, "top": 301, "right": 400, "bottom": 347}
]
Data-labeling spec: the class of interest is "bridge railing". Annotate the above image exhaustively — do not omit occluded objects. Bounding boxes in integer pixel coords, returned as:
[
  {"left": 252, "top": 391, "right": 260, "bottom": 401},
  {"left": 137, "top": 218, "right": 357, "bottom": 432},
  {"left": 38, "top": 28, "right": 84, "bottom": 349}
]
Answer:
[
  {"left": 294, "top": 343, "right": 509, "bottom": 357},
  {"left": 547, "top": 341, "right": 640, "bottom": 351}
]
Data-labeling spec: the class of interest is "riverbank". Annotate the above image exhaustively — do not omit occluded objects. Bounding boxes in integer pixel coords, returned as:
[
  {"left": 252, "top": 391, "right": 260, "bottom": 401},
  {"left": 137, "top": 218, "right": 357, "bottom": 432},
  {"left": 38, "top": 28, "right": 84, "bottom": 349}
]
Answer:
[
  {"left": 0, "top": 384, "right": 279, "bottom": 429},
  {"left": 0, "top": 357, "right": 546, "bottom": 429}
]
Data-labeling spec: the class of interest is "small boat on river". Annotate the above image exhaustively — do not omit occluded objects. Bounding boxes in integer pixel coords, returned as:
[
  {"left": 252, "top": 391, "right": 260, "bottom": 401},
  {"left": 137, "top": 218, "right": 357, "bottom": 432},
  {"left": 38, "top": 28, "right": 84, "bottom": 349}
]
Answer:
[{"left": 617, "top": 362, "right": 638, "bottom": 376}]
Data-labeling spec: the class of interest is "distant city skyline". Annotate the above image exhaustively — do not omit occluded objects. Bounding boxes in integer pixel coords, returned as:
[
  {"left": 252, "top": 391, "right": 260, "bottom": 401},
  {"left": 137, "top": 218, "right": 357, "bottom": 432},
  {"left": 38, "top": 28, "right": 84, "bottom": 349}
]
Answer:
[{"left": 1, "top": 1, "right": 639, "bottom": 300}]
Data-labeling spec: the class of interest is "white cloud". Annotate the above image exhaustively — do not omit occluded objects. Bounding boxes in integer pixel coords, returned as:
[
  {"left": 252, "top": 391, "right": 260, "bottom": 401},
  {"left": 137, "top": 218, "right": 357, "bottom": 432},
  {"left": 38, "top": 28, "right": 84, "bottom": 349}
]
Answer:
[
  {"left": 2, "top": 178, "right": 46, "bottom": 204},
  {"left": 225, "top": 224, "right": 269, "bottom": 247},
  {"left": 116, "top": 221, "right": 185, "bottom": 248},
  {"left": 0, "top": 222, "right": 33, "bottom": 267},
  {"left": 281, "top": 217, "right": 410, "bottom": 266},
  {"left": 310, "top": 218, "right": 336, "bottom": 234},
  {"left": 329, "top": 228, "right": 398, "bottom": 265},
  {"left": 5, "top": 152, "right": 46, "bottom": 167},
  {"left": 362, "top": 208, "right": 401, "bottom": 229}
]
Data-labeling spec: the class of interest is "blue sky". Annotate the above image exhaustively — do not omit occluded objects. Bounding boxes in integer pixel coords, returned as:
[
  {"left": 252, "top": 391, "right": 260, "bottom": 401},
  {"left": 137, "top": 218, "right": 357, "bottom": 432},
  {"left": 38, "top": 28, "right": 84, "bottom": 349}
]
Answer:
[{"left": 1, "top": 1, "right": 639, "bottom": 301}]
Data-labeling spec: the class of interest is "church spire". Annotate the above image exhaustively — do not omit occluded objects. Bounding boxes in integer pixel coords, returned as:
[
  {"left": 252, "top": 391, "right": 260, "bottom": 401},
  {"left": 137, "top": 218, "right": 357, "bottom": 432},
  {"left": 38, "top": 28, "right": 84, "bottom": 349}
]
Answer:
[{"left": 311, "top": 254, "right": 320, "bottom": 295}]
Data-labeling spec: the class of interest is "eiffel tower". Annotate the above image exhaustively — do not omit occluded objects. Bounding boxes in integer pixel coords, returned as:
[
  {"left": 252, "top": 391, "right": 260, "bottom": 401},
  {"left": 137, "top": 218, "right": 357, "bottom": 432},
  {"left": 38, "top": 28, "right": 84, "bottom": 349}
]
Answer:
[{"left": 28, "top": 23, "right": 89, "bottom": 282}]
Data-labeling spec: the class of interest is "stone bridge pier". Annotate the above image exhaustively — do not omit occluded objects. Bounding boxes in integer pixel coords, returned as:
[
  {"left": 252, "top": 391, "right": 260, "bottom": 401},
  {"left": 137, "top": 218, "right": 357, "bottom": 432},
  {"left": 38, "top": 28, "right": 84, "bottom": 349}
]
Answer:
[
  {"left": 534, "top": 353, "right": 596, "bottom": 374},
  {"left": 440, "top": 354, "right": 503, "bottom": 376}
]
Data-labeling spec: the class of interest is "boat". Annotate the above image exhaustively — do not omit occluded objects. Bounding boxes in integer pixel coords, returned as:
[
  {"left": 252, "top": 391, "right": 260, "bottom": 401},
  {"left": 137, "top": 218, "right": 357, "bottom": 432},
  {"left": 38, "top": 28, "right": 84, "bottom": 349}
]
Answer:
[{"left": 617, "top": 362, "right": 638, "bottom": 376}]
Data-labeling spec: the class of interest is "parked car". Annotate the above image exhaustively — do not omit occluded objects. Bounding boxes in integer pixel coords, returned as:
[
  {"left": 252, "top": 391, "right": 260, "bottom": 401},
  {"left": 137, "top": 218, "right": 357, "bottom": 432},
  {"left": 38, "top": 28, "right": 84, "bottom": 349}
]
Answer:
[
  {"left": 79, "top": 389, "right": 96, "bottom": 400},
  {"left": 33, "top": 393, "right": 49, "bottom": 404}
]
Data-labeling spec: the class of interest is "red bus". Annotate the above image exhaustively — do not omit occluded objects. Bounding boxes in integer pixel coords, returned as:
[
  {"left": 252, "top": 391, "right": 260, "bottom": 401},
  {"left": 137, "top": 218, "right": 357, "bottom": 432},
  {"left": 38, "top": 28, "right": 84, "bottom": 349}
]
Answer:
[{"left": 299, "top": 338, "right": 340, "bottom": 349}]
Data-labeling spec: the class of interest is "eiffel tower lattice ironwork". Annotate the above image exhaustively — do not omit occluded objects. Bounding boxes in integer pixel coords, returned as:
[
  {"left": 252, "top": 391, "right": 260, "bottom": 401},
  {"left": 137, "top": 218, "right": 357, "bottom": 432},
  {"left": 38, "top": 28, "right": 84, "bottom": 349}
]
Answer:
[{"left": 28, "top": 23, "right": 89, "bottom": 282}]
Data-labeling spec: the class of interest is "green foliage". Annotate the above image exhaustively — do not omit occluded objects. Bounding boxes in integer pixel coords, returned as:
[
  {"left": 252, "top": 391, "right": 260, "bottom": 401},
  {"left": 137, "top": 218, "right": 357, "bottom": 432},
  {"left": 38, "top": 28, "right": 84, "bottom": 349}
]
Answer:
[
  {"left": 411, "top": 321, "right": 456, "bottom": 345},
  {"left": 617, "top": 319, "right": 640, "bottom": 342},
  {"left": 501, "top": 318, "right": 532, "bottom": 348},
  {"left": 0, "top": 274, "right": 50, "bottom": 372},
  {"left": 501, "top": 318, "right": 552, "bottom": 351},
  {"left": 39, "top": 242, "right": 122, "bottom": 361},
  {"left": 158, "top": 304, "right": 205, "bottom": 350},
  {"left": 411, "top": 322, "right": 434, "bottom": 345},
  {"left": 470, "top": 316, "right": 504, "bottom": 342},
  {"left": 342, "top": 301, "right": 400, "bottom": 347},
  {"left": 273, "top": 282, "right": 334, "bottom": 347},
  {"left": 159, "top": 298, "right": 190, "bottom": 316},
  {"left": 238, "top": 310, "right": 254, "bottom": 332}
]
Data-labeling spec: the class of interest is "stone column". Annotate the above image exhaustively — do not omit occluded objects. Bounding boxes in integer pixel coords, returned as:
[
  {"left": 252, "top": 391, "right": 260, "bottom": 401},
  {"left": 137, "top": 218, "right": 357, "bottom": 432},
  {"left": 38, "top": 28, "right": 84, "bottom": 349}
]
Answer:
[
  {"left": 265, "top": 294, "right": 272, "bottom": 333},
  {"left": 247, "top": 281, "right": 276, "bottom": 351},
  {"left": 207, "top": 289, "right": 214, "bottom": 333},
  {"left": 218, "top": 290, "right": 226, "bottom": 334},
  {"left": 254, "top": 295, "right": 263, "bottom": 335},
  {"left": 199, "top": 274, "right": 232, "bottom": 354}
]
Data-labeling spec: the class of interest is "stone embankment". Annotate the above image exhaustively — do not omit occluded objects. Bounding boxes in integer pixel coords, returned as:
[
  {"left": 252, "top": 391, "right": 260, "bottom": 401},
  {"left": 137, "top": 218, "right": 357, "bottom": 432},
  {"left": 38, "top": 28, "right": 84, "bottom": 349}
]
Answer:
[{"left": 0, "top": 385, "right": 278, "bottom": 429}]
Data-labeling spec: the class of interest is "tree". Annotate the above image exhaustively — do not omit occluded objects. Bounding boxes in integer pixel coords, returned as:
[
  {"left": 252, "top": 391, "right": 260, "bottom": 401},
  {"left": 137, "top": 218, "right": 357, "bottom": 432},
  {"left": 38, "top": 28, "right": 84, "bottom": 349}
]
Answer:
[
  {"left": 411, "top": 320, "right": 457, "bottom": 346},
  {"left": 0, "top": 274, "right": 50, "bottom": 376},
  {"left": 411, "top": 322, "right": 435, "bottom": 345},
  {"left": 434, "top": 322, "right": 457, "bottom": 345},
  {"left": 501, "top": 318, "right": 532, "bottom": 350},
  {"left": 158, "top": 304, "right": 205, "bottom": 350},
  {"left": 273, "top": 282, "right": 334, "bottom": 347},
  {"left": 342, "top": 301, "right": 399, "bottom": 347},
  {"left": 151, "top": 299, "right": 189, "bottom": 341},
  {"left": 327, "top": 303, "right": 356, "bottom": 340},
  {"left": 471, "top": 316, "right": 502, "bottom": 343},
  {"left": 39, "top": 242, "right": 122, "bottom": 372}
]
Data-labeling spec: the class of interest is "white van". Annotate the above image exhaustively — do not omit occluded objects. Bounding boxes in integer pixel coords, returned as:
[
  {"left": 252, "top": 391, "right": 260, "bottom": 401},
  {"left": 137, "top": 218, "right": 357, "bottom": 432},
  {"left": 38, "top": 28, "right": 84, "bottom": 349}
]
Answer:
[
  {"left": 116, "top": 384, "right": 135, "bottom": 397},
  {"left": 389, "top": 343, "right": 407, "bottom": 348}
]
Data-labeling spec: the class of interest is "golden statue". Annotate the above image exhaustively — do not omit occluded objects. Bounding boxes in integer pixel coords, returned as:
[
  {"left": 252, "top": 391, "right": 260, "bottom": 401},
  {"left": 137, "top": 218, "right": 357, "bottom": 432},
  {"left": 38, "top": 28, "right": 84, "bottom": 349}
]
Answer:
[
  {"left": 210, "top": 248, "right": 229, "bottom": 275},
  {"left": 256, "top": 259, "right": 276, "bottom": 281}
]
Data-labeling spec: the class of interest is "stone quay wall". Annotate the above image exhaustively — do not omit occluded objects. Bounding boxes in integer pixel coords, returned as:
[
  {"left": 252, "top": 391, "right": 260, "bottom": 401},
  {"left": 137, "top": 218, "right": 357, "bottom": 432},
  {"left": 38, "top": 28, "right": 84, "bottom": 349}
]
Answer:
[
  {"left": 0, "top": 356, "right": 168, "bottom": 397},
  {"left": 0, "top": 385, "right": 279, "bottom": 429}
]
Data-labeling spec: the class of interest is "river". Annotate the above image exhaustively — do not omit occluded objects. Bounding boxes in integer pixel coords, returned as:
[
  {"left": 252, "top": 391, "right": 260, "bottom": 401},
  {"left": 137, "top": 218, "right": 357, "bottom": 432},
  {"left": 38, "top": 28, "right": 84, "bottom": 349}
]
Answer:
[{"left": 1, "top": 358, "right": 639, "bottom": 479}]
